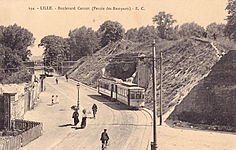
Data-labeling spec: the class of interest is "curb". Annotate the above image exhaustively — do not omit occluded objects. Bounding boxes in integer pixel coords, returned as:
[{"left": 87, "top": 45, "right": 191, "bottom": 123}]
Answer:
[{"left": 141, "top": 107, "right": 153, "bottom": 119}]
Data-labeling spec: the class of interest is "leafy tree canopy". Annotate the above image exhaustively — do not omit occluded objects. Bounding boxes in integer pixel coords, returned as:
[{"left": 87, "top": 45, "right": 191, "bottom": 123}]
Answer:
[
  {"left": 98, "top": 20, "right": 125, "bottom": 47},
  {"left": 125, "top": 28, "right": 138, "bottom": 42},
  {"left": 152, "top": 11, "right": 176, "bottom": 39},
  {"left": 178, "top": 22, "right": 205, "bottom": 38},
  {"left": 225, "top": 0, "right": 236, "bottom": 40},
  {"left": 136, "top": 26, "right": 159, "bottom": 42},
  {"left": 68, "top": 26, "right": 99, "bottom": 60},
  {"left": 125, "top": 26, "right": 160, "bottom": 43},
  {"left": 39, "top": 35, "right": 70, "bottom": 66},
  {"left": 206, "top": 23, "right": 225, "bottom": 39},
  {"left": 0, "top": 24, "right": 34, "bottom": 61},
  {"left": 0, "top": 24, "right": 34, "bottom": 83}
]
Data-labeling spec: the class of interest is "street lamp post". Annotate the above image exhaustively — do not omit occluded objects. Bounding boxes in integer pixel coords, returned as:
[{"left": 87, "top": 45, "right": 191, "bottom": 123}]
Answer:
[
  {"left": 76, "top": 83, "right": 80, "bottom": 109},
  {"left": 151, "top": 40, "right": 158, "bottom": 150}
]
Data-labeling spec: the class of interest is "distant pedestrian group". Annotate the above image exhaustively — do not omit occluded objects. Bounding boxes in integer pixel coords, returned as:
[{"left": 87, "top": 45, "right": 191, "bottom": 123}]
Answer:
[
  {"left": 71, "top": 104, "right": 98, "bottom": 129},
  {"left": 72, "top": 108, "right": 87, "bottom": 128},
  {"left": 51, "top": 95, "right": 59, "bottom": 105}
]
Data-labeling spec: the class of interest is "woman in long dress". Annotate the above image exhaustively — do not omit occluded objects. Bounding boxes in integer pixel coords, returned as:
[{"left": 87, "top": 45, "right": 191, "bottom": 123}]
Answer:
[
  {"left": 81, "top": 109, "right": 87, "bottom": 128},
  {"left": 72, "top": 109, "right": 79, "bottom": 126}
]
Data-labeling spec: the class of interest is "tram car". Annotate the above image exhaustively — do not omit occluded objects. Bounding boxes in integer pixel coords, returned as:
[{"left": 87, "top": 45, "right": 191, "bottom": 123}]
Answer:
[{"left": 97, "top": 77, "right": 145, "bottom": 108}]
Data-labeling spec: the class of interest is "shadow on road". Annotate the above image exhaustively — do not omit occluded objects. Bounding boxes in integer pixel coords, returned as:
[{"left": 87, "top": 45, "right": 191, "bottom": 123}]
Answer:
[
  {"left": 71, "top": 126, "right": 85, "bottom": 130},
  {"left": 88, "top": 94, "right": 137, "bottom": 111},
  {"left": 58, "top": 123, "right": 73, "bottom": 127}
]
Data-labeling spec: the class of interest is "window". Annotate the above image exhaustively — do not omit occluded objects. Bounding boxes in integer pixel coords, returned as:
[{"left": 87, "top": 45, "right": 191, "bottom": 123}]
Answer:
[
  {"left": 130, "top": 93, "right": 135, "bottom": 99},
  {"left": 136, "top": 93, "right": 141, "bottom": 99},
  {"left": 124, "top": 90, "right": 127, "bottom": 96},
  {"left": 104, "top": 83, "right": 109, "bottom": 90}
]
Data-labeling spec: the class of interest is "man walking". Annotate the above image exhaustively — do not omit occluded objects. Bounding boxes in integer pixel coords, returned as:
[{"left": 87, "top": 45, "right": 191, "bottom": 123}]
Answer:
[{"left": 100, "top": 129, "right": 109, "bottom": 149}]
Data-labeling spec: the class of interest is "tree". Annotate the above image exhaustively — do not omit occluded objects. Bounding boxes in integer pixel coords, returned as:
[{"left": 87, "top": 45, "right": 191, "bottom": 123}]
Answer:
[
  {"left": 136, "top": 26, "right": 159, "bottom": 42},
  {"left": 0, "top": 44, "right": 22, "bottom": 74},
  {"left": 68, "top": 26, "right": 99, "bottom": 60},
  {"left": 206, "top": 23, "right": 225, "bottom": 40},
  {"left": 125, "top": 26, "right": 160, "bottom": 43},
  {"left": 0, "top": 24, "right": 35, "bottom": 61},
  {"left": 125, "top": 28, "right": 138, "bottom": 42},
  {"left": 178, "top": 22, "right": 205, "bottom": 38},
  {"left": 98, "top": 20, "right": 125, "bottom": 47},
  {"left": 0, "top": 24, "right": 34, "bottom": 83},
  {"left": 225, "top": 0, "right": 236, "bottom": 40},
  {"left": 39, "top": 35, "right": 70, "bottom": 67},
  {"left": 152, "top": 11, "right": 176, "bottom": 39}
]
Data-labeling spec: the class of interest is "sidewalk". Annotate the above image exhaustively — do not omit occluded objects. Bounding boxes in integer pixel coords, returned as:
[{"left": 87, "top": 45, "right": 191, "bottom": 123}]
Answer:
[{"left": 21, "top": 78, "right": 82, "bottom": 150}]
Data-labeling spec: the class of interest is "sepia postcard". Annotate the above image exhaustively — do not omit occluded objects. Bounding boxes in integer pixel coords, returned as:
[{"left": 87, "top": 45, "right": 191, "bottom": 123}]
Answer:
[{"left": 0, "top": 0, "right": 235, "bottom": 150}]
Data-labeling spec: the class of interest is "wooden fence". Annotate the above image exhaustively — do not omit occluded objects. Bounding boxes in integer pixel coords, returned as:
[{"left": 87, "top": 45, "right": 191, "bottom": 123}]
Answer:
[{"left": 0, "top": 119, "right": 43, "bottom": 150}]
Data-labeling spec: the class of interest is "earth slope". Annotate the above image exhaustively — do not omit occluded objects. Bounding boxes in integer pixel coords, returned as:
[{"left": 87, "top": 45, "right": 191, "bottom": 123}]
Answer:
[
  {"left": 167, "top": 50, "right": 236, "bottom": 132},
  {"left": 68, "top": 38, "right": 227, "bottom": 115}
]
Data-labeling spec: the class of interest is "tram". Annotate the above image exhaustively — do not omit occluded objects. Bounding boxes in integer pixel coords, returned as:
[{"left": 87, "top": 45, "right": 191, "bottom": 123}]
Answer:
[{"left": 97, "top": 77, "right": 145, "bottom": 108}]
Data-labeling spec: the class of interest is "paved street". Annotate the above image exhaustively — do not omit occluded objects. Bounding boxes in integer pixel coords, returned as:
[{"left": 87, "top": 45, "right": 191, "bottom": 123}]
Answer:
[
  {"left": 20, "top": 74, "right": 236, "bottom": 150},
  {"left": 20, "top": 75, "right": 152, "bottom": 150}
]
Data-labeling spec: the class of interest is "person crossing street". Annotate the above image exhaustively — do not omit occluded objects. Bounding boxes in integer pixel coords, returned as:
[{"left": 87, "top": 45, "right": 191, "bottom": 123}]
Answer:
[
  {"left": 100, "top": 129, "right": 109, "bottom": 149},
  {"left": 92, "top": 104, "right": 98, "bottom": 119}
]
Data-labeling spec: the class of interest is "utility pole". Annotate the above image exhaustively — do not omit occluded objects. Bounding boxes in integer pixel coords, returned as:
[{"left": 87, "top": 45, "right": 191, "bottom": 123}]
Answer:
[
  {"left": 151, "top": 40, "right": 158, "bottom": 150},
  {"left": 137, "top": 60, "right": 139, "bottom": 87},
  {"left": 77, "top": 83, "right": 80, "bottom": 109},
  {"left": 160, "top": 49, "right": 163, "bottom": 125}
]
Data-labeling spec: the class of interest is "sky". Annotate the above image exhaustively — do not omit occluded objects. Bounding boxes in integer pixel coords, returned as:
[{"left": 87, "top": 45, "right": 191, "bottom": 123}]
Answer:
[{"left": 0, "top": 0, "right": 228, "bottom": 56}]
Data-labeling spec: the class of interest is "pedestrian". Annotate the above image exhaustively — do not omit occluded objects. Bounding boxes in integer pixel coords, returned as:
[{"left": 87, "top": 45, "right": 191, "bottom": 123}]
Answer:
[
  {"left": 55, "top": 77, "right": 58, "bottom": 84},
  {"left": 92, "top": 104, "right": 98, "bottom": 119},
  {"left": 81, "top": 109, "right": 87, "bottom": 128},
  {"left": 72, "top": 109, "right": 79, "bottom": 126},
  {"left": 51, "top": 95, "right": 55, "bottom": 105},
  {"left": 65, "top": 74, "right": 68, "bottom": 82},
  {"left": 100, "top": 129, "right": 109, "bottom": 149},
  {"left": 55, "top": 95, "right": 59, "bottom": 104}
]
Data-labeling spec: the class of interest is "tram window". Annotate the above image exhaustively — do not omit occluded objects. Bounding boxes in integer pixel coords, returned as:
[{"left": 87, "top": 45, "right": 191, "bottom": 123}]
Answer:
[
  {"left": 130, "top": 93, "right": 135, "bottom": 99},
  {"left": 136, "top": 93, "right": 141, "bottom": 99},
  {"left": 104, "top": 84, "right": 109, "bottom": 90}
]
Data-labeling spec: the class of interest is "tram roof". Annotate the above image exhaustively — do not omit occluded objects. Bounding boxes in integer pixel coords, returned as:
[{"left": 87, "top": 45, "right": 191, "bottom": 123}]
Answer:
[{"left": 121, "top": 82, "right": 138, "bottom": 87}]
